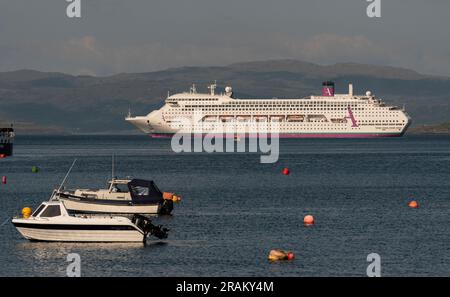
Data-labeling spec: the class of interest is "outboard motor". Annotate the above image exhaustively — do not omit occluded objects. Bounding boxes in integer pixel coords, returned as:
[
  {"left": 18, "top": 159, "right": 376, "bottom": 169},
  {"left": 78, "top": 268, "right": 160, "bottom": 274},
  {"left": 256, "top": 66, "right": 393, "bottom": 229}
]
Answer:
[
  {"left": 158, "top": 199, "right": 174, "bottom": 215},
  {"left": 132, "top": 214, "right": 169, "bottom": 240}
]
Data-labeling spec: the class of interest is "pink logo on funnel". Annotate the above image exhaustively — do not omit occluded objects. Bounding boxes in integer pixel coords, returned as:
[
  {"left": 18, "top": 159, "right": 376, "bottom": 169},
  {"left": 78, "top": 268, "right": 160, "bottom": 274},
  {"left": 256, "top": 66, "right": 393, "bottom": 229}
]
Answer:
[{"left": 322, "top": 81, "right": 335, "bottom": 97}]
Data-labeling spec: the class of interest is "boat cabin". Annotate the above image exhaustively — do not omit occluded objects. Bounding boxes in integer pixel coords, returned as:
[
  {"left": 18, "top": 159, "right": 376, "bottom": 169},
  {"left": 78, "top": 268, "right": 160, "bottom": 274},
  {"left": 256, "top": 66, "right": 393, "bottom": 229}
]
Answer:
[
  {"left": 107, "top": 179, "right": 132, "bottom": 193},
  {"left": 65, "top": 179, "right": 164, "bottom": 204},
  {"left": 72, "top": 179, "right": 133, "bottom": 200},
  {"left": 30, "top": 201, "right": 68, "bottom": 218}
]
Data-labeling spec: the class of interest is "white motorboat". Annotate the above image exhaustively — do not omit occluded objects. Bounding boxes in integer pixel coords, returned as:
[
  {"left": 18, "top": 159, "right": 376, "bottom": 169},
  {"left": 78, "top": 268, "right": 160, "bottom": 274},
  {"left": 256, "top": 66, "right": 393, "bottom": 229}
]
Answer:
[
  {"left": 57, "top": 178, "right": 179, "bottom": 215},
  {"left": 12, "top": 200, "right": 169, "bottom": 242}
]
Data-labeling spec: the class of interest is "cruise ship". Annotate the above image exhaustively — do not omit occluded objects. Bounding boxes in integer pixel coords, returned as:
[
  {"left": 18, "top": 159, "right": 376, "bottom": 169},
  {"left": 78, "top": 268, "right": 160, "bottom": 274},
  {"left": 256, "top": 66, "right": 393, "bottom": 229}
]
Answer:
[{"left": 126, "top": 81, "right": 411, "bottom": 138}]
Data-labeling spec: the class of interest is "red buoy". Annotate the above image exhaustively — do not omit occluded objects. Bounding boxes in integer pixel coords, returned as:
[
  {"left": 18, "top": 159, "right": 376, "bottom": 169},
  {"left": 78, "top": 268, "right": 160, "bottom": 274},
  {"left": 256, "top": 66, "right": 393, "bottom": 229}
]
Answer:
[
  {"left": 282, "top": 168, "right": 290, "bottom": 175},
  {"left": 1, "top": 176, "right": 6, "bottom": 184},
  {"left": 408, "top": 200, "right": 419, "bottom": 209},
  {"left": 304, "top": 215, "right": 315, "bottom": 226},
  {"left": 0, "top": 154, "right": 6, "bottom": 159}
]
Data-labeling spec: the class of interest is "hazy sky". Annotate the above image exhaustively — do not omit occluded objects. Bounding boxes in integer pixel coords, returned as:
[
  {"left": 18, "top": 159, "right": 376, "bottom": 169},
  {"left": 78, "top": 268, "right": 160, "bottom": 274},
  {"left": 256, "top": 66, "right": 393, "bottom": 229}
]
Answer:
[{"left": 1, "top": 0, "right": 450, "bottom": 76}]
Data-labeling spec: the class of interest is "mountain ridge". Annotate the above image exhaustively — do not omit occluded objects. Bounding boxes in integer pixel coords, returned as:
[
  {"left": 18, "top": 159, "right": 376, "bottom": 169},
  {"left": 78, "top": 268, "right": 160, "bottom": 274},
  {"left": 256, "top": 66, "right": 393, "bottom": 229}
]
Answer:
[{"left": 1, "top": 59, "right": 449, "bottom": 134}]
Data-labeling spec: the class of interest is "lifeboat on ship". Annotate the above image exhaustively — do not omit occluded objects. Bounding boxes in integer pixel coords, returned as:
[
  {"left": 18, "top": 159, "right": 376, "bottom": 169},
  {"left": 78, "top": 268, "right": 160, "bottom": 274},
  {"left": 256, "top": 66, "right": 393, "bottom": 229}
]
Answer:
[
  {"left": 270, "top": 115, "right": 285, "bottom": 122},
  {"left": 236, "top": 115, "right": 251, "bottom": 122},
  {"left": 254, "top": 115, "right": 268, "bottom": 122},
  {"left": 286, "top": 115, "right": 304, "bottom": 122},
  {"left": 219, "top": 115, "right": 235, "bottom": 122}
]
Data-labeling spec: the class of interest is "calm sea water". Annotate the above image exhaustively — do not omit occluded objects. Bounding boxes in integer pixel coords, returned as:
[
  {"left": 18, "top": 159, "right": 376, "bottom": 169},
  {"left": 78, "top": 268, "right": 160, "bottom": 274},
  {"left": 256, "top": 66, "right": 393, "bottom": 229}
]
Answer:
[{"left": 0, "top": 135, "right": 449, "bottom": 277}]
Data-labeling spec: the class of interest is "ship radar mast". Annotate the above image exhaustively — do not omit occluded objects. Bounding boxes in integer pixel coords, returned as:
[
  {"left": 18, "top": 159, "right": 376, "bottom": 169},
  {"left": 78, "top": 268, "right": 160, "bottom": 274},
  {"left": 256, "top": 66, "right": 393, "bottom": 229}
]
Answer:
[
  {"left": 190, "top": 84, "right": 197, "bottom": 94},
  {"left": 208, "top": 81, "right": 217, "bottom": 96}
]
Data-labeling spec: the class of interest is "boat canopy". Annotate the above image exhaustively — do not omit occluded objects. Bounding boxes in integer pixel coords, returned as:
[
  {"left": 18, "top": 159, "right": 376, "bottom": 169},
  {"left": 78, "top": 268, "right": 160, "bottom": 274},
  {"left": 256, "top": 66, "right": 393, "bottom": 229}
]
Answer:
[{"left": 127, "top": 179, "right": 162, "bottom": 204}]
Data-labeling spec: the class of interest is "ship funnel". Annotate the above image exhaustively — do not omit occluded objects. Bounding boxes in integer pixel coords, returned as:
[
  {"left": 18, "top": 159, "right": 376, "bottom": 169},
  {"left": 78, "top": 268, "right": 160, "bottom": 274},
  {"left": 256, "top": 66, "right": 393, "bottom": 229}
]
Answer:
[
  {"left": 322, "top": 81, "right": 335, "bottom": 97},
  {"left": 349, "top": 83, "right": 354, "bottom": 96}
]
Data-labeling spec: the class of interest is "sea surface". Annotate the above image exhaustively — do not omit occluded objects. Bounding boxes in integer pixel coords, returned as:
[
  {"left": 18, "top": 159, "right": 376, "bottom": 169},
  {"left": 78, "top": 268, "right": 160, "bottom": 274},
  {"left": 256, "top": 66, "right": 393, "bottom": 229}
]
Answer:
[{"left": 0, "top": 135, "right": 449, "bottom": 277}]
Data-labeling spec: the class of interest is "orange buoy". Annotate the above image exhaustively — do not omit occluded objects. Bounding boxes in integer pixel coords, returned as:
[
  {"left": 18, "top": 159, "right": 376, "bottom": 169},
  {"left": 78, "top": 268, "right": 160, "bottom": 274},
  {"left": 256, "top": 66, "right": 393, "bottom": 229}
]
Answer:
[
  {"left": 268, "top": 249, "right": 295, "bottom": 262},
  {"left": 22, "top": 207, "right": 32, "bottom": 219},
  {"left": 1, "top": 176, "right": 6, "bottom": 184},
  {"left": 282, "top": 168, "right": 290, "bottom": 175},
  {"left": 408, "top": 200, "right": 419, "bottom": 209},
  {"left": 163, "top": 192, "right": 174, "bottom": 200},
  {"left": 304, "top": 215, "right": 315, "bottom": 226}
]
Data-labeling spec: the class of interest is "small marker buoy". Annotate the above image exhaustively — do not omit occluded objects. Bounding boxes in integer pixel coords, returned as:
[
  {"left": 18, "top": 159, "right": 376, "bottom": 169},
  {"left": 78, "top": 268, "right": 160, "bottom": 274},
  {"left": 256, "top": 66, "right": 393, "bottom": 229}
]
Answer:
[
  {"left": 304, "top": 215, "right": 315, "bottom": 226},
  {"left": 1, "top": 176, "right": 6, "bottom": 184},
  {"left": 287, "top": 252, "right": 295, "bottom": 261},
  {"left": 408, "top": 200, "right": 419, "bottom": 209},
  {"left": 0, "top": 154, "right": 6, "bottom": 158},
  {"left": 282, "top": 168, "right": 290, "bottom": 175},
  {"left": 172, "top": 195, "right": 182, "bottom": 203},
  {"left": 31, "top": 166, "right": 39, "bottom": 173}
]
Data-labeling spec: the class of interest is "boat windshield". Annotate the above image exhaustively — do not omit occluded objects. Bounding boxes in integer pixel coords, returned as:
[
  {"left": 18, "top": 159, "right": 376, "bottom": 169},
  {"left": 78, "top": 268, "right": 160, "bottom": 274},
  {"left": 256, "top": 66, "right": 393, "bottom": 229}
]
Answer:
[
  {"left": 110, "top": 183, "right": 129, "bottom": 193},
  {"left": 128, "top": 179, "right": 162, "bottom": 204},
  {"left": 31, "top": 204, "right": 46, "bottom": 217},
  {"left": 39, "top": 205, "right": 61, "bottom": 217}
]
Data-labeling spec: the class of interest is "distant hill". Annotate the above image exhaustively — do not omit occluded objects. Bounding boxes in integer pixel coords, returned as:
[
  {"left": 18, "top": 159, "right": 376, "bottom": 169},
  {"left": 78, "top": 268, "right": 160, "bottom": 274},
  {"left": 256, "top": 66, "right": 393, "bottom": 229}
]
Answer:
[
  {"left": 1, "top": 59, "right": 450, "bottom": 134},
  {"left": 409, "top": 122, "right": 450, "bottom": 134}
]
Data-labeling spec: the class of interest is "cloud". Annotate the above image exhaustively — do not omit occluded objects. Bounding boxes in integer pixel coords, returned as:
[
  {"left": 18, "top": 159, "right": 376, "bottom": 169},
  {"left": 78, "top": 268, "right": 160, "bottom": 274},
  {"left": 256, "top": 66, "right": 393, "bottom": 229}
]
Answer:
[
  {"left": 295, "top": 34, "right": 385, "bottom": 64},
  {"left": 1, "top": 33, "right": 450, "bottom": 77}
]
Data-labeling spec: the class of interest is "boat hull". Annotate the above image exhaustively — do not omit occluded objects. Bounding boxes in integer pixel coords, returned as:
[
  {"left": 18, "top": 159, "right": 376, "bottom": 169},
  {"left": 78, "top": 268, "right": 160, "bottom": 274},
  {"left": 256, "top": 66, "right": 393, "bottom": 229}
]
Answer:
[
  {"left": 13, "top": 222, "right": 144, "bottom": 242},
  {"left": 60, "top": 198, "right": 161, "bottom": 215},
  {"left": 0, "top": 143, "right": 13, "bottom": 156}
]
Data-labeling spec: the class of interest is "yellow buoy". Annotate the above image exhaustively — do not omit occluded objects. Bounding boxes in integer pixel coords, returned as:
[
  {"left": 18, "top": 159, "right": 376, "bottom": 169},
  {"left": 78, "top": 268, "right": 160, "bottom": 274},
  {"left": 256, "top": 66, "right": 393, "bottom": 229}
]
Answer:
[{"left": 22, "top": 207, "right": 32, "bottom": 219}]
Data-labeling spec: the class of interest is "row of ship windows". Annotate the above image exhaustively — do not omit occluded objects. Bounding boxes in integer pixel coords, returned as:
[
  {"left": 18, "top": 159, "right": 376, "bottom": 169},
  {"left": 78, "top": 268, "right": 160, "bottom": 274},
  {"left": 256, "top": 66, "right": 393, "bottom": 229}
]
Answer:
[
  {"left": 169, "top": 121, "right": 404, "bottom": 127},
  {"left": 181, "top": 108, "right": 362, "bottom": 111},
  {"left": 169, "top": 109, "right": 395, "bottom": 113},
  {"left": 177, "top": 101, "right": 371, "bottom": 105},
  {"left": 166, "top": 114, "right": 400, "bottom": 119},
  {"left": 182, "top": 125, "right": 399, "bottom": 129},
  {"left": 359, "top": 120, "right": 405, "bottom": 123},
  {"left": 171, "top": 98, "right": 218, "bottom": 101},
  {"left": 183, "top": 104, "right": 362, "bottom": 108},
  {"left": 359, "top": 123, "right": 404, "bottom": 126}
]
